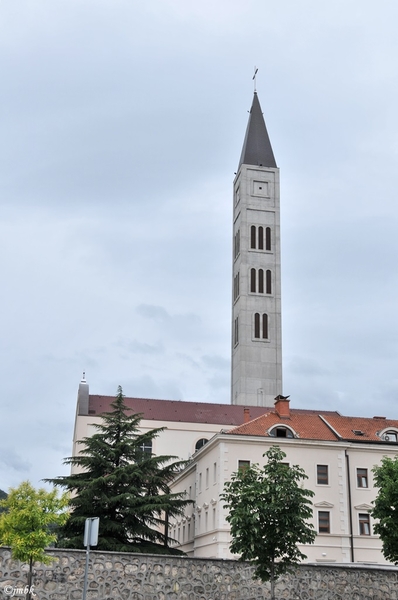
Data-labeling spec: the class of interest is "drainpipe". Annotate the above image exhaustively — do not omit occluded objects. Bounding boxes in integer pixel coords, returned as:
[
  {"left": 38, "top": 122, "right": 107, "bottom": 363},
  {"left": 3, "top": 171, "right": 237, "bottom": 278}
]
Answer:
[{"left": 345, "top": 449, "right": 354, "bottom": 562}]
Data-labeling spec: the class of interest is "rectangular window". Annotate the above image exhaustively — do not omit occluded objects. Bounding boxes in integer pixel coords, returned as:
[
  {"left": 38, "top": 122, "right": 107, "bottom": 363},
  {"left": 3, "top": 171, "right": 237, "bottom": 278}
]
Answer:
[
  {"left": 188, "top": 523, "right": 191, "bottom": 540},
  {"left": 317, "top": 464, "right": 328, "bottom": 485},
  {"left": 359, "top": 513, "right": 371, "bottom": 535},
  {"left": 357, "top": 468, "right": 368, "bottom": 488},
  {"left": 233, "top": 273, "right": 240, "bottom": 301},
  {"left": 199, "top": 472, "right": 202, "bottom": 493},
  {"left": 234, "top": 229, "right": 241, "bottom": 258},
  {"left": 205, "top": 467, "right": 209, "bottom": 488},
  {"left": 213, "top": 507, "right": 216, "bottom": 529},
  {"left": 318, "top": 511, "right": 330, "bottom": 533},
  {"left": 205, "top": 511, "right": 208, "bottom": 531},
  {"left": 234, "top": 317, "right": 239, "bottom": 346},
  {"left": 213, "top": 462, "right": 217, "bottom": 484},
  {"left": 238, "top": 460, "right": 250, "bottom": 472}
]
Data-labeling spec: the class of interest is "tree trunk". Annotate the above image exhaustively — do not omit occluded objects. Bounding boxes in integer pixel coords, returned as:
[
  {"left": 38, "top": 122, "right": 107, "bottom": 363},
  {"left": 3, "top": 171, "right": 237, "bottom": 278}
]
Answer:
[
  {"left": 26, "top": 556, "right": 33, "bottom": 600},
  {"left": 164, "top": 511, "right": 169, "bottom": 547},
  {"left": 270, "top": 561, "right": 275, "bottom": 600}
]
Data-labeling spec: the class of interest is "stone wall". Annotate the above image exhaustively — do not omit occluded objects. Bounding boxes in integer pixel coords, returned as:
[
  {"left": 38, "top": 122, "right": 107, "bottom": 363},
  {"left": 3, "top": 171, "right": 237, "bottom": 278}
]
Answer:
[{"left": 1, "top": 547, "right": 398, "bottom": 600}]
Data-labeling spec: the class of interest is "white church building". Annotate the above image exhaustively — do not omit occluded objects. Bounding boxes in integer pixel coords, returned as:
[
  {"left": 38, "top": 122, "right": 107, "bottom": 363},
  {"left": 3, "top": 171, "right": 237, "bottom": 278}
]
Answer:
[{"left": 72, "top": 92, "right": 398, "bottom": 564}]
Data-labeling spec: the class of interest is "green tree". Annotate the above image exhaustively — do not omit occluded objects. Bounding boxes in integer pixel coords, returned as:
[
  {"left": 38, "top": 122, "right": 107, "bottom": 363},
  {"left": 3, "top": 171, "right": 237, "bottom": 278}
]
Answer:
[
  {"left": 0, "top": 481, "right": 69, "bottom": 600},
  {"left": 221, "top": 446, "right": 316, "bottom": 600},
  {"left": 371, "top": 455, "right": 398, "bottom": 563},
  {"left": 46, "top": 386, "right": 192, "bottom": 553},
  {"left": 0, "top": 489, "right": 7, "bottom": 513}
]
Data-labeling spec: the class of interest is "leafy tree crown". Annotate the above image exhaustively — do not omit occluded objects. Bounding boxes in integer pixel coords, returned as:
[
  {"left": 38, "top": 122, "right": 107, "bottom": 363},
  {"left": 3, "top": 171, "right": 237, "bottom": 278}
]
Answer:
[
  {"left": 0, "top": 481, "right": 69, "bottom": 564},
  {"left": 221, "top": 445, "right": 316, "bottom": 585},
  {"left": 371, "top": 455, "right": 398, "bottom": 564}
]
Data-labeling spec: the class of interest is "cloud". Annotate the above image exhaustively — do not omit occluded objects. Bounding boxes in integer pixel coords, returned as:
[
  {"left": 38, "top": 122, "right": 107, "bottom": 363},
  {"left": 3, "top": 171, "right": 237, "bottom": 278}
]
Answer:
[
  {"left": 116, "top": 338, "right": 165, "bottom": 356},
  {"left": 201, "top": 354, "right": 230, "bottom": 371},
  {"left": 287, "top": 356, "right": 330, "bottom": 377},
  {"left": 0, "top": 449, "right": 31, "bottom": 474},
  {"left": 136, "top": 305, "right": 171, "bottom": 322}
]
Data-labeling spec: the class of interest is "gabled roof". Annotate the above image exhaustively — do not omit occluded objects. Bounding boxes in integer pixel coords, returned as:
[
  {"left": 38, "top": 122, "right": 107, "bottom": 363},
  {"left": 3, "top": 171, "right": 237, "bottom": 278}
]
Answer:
[
  {"left": 228, "top": 409, "right": 398, "bottom": 444},
  {"left": 86, "top": 395, "right": 337, "bottom": 427},
  {"left": 88, "top": 395, "right": 267, "bottom": 425},
  {"left": 238, "top": 92, "right": 277, "bottom": 169}
]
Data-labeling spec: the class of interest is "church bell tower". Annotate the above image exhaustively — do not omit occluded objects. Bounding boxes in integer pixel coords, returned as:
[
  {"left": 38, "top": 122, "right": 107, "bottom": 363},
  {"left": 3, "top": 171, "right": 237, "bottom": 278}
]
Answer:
[{"left": 231, "top": 92, "right": 282, "bottom": 407}]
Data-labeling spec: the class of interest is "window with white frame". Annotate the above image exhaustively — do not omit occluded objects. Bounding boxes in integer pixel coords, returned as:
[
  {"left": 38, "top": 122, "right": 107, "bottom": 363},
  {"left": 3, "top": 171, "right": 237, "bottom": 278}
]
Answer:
[
  {"left": 357, "top": 468, "right": 368, "bottom": 488},
  {"left": 318, "top": 511, "right": 330, "bottom": 533},
  {"left": 238, "top": 460, "right": 251, "bottom": 472},
  {"left": 317, "top": 465, "right": 329, "bottom": 485},
  {"left": 359, "top": 513, "right": 371, "bottom": 535}
]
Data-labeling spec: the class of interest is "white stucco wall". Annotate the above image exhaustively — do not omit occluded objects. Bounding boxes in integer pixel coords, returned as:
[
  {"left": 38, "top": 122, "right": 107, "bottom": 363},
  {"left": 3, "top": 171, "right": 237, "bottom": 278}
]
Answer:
[{"left": 170, "top": 433, "right": 398, "bottom": 564}]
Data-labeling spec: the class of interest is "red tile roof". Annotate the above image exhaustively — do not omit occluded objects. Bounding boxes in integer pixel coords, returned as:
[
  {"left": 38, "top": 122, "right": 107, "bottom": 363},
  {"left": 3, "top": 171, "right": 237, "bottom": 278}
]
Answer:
[
  {"left": 228, "top": 410, "right": 398, "bottom": 444},
  {"left": 228, "top": 411, "right": 338, "bottom": 440},
  {"left": 87, "top": 395, "right": 338, "bottom": 427},
  {"left": 320, "top": 414, "right": 398, "bottom": 442}
]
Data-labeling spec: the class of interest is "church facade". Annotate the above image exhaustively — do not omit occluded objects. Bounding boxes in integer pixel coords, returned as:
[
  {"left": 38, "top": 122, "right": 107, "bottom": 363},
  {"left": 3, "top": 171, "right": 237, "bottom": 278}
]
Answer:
[{"left": 72, "top": 91, "right": 398, "bottom": 564}]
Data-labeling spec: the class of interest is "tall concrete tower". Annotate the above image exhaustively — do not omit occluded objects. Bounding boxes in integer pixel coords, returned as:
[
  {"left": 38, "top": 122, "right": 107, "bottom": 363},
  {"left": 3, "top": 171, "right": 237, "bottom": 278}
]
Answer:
[{"left": 231, "top": 92, "right": 282, "bottom": 407}]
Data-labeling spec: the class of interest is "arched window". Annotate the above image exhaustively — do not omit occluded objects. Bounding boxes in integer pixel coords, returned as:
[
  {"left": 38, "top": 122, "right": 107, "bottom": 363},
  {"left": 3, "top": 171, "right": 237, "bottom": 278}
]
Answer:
[
  {"left": 265, "top": 227, "right": 271, "bottom": 251},
  {"left": 195, "top": 438, "right": 209, "bottom": 451},
  {"left": 266, "top": 270, "right": 272, "bottom": 294},
  {"left": 250, "top": 225, "right": 256, "bottom": 249},
  {"left": 258, "top": 226, "right": 264, "bottom": 250},
  {"left": 249, "top": 225, "right": 272, "bottom": 251},
  {"left": 254, "top": 313, "right": 269, "bottom": 340},
  {"left": 269, "top": 426, "right": 294, "bottom": 438},
  {"left": 262, "top": 313, "right": 268, "bottom": 339},
  {"left": 250, "top": 268, "right": 268, "bottom": 294},
  {"left": 381, "top": 431, "right": 398, "bottom": 442},
  {"left": 254, "top": 313, "right": 260, "bottom": 338},
  {"left": 250, "top": 268, "right": 256, "bottom": 292},
  {"left": 258, "top": 269, "right": 264, "bottom": 294}
]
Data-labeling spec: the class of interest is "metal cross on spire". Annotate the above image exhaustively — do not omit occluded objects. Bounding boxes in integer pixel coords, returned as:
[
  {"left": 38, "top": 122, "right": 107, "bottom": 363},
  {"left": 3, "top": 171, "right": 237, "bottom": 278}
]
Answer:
[{"left": 252, "top": 66, "right": 258, "bottom": 92}]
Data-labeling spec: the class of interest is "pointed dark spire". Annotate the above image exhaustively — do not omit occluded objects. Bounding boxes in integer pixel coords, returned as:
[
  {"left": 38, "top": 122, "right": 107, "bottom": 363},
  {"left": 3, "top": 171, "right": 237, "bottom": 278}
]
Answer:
[{"left": 238, "top": 92, "right": 277, "bottom": 169}]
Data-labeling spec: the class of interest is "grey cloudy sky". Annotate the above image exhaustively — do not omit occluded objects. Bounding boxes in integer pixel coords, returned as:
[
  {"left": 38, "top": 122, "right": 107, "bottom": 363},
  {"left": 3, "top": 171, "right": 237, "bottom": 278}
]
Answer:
[{"left": 1, "top": 0, "right": 398, "bottom": 490}]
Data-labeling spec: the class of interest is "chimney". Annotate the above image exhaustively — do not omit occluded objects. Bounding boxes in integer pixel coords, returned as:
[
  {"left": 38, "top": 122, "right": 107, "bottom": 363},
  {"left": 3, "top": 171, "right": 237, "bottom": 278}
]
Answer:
[
  {"left": 274, "top": 395, "right": 290, "bottom": 418},
  {"left": 77, "top": 373, "right": 90, "bottom": 415},
  {"left": 243, "top": 408, "right": 251, "bottom": 423}
]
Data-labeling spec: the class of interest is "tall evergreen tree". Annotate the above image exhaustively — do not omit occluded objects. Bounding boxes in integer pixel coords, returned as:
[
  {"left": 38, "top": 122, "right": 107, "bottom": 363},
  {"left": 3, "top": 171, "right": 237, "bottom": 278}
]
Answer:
[{"left": 46, "top": 386, "right": 192, "bottom": 553}]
